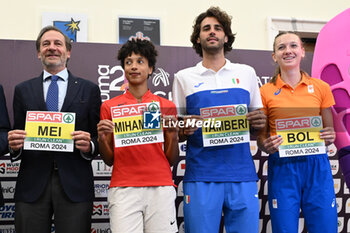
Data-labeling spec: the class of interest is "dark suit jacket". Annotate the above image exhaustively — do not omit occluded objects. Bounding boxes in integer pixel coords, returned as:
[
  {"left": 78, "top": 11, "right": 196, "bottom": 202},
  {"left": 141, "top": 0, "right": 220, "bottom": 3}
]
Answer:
[
  {"left": 11, "top": 72, "right": 101, "bottom": 203},
  {"left": 0, "top": 84, "right": 11, "bottom": 206}
]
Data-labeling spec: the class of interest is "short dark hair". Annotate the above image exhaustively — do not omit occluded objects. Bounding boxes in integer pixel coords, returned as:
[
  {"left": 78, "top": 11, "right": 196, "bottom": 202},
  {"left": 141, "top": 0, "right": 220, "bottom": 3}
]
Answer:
[
  {"left": 117, "top": 39, "right": 158, "bottom": 73},
  {"left": 36, "top": 26, "right": 72, "bottom": 52},
  {"left": 190, "top": 6, "right": 236, "bottom": 57}
]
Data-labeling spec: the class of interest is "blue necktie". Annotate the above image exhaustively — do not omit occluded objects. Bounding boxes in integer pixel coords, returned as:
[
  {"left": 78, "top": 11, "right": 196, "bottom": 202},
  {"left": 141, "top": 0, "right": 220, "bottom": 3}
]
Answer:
[{"left": 46, "top": 75, "right": 59, "bottom": 111}]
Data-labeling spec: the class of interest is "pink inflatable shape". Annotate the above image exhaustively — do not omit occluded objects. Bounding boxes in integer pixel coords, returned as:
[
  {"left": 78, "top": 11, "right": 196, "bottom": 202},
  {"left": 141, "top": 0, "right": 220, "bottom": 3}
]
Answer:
[
  {"left": 312, "top": 8, "right": 350, "bottom": 150},
  {"left": 312, "top": 8, "right": 350, "bottom": 187}
]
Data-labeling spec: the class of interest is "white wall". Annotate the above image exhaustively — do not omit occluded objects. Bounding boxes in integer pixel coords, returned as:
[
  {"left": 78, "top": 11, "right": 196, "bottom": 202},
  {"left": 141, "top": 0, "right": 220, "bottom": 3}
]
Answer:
[{"left": 0, "top": 0, "right": 348, "bottom": 50}]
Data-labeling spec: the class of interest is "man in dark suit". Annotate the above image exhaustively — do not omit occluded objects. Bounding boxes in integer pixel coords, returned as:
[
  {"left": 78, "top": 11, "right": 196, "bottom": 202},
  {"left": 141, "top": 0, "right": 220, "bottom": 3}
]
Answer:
[
  {"left": 0, "top": 84, "right": 11, "bottom": 207},
  {"left": 7, "top": 26, "right": 101, "bottom": 233}
]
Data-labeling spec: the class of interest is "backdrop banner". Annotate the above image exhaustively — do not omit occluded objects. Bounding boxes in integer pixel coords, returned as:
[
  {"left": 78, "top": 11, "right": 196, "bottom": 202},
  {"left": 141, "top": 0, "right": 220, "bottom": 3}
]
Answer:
[{"left": 0, "top": 39, "right": 345, "bottom": 233}]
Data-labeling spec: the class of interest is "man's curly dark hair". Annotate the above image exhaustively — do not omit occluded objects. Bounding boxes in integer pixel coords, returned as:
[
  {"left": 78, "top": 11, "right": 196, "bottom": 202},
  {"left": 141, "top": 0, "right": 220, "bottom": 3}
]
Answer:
[{"left": 190, "top": 7, "right": 236, "bottom": 57}]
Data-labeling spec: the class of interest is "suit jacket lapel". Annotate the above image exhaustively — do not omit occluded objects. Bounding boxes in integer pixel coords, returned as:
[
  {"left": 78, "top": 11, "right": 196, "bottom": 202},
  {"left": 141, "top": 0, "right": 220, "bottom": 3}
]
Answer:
[
  {"left": 31, "top": 74, "right": 47, "bottom": 110},
  {"left": 61, "top": 73, "right": 80, "bottom": 112}
]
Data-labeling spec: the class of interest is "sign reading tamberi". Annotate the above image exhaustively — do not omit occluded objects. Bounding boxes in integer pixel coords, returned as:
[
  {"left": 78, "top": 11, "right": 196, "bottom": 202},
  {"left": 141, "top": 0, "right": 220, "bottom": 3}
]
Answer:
[
  {"left": 24, "top": 111, "right": 75, "bottom": 152},
  {"left": 276, "top": 116, "right": 325, "bottom": 157},
  {"left": 111, "top": 102, "right": 164, "bottom": 147},
  {"left": 200, "top": 104, "right": 250, "bottom": 147}
]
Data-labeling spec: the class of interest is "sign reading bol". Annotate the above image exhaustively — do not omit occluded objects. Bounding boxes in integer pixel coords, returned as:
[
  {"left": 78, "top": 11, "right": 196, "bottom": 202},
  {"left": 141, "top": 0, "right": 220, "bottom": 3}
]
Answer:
[
  {"left": 111, "top": 102, "right": 163, "bottom": 147},
  {"left": 24, "top": 111, "right": 76, "bottom": 152},
  {"left": 276, "top": 116, "right": 325, "bottom": 157}
]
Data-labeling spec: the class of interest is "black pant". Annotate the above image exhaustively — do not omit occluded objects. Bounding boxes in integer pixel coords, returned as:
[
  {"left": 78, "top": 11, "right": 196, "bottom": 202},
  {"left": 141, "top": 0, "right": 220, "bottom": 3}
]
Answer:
[{"left": 15, "top": 169, "right": 93, "bottom": 233}]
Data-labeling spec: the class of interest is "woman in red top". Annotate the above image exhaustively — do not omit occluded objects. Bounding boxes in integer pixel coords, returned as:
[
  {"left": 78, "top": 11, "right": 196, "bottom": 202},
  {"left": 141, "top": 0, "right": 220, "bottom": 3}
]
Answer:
[{"left": 97, "top": 39, "right": 179, "bottom": 233}]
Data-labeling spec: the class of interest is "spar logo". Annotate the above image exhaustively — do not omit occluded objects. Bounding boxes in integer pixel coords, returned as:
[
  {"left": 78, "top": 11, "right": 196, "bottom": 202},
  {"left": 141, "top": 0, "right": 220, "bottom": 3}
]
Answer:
[
  {"left": 311, "top": 117, "right": 322, "bottom": 127},
  {"left": 27, "top": 112, "right": 63, "bottom": 123},
  {"left": 63, "top": 113, "right": 74, "bottom": 123},
  {"left": 111, "top": 104, "right": 146, "bottom": 118},
  {"left": 148, "top": 103, "right": 160, "bottom": 112},
  {"left": 276, "top": 117, "right": 311, "bottom": 130},
  {"left": 236, "top": 105, "right": 247, "bottom": 115},
  {"left": 201, "top": 105, "right": 237, "bottom": 118}
]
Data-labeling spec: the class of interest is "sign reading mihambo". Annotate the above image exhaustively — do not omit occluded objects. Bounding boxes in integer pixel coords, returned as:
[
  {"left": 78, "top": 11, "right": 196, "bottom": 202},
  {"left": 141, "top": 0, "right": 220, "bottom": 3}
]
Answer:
[{"left": 111, "top": 102, "right": 164, "bottom": 147}]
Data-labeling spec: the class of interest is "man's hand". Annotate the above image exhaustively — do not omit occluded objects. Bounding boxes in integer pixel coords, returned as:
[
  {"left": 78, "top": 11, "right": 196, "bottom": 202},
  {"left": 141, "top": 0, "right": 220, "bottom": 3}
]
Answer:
[
  {"left": 183, "top": 115, "right": 203, "bottom": 136},
  {"left": 247, "top": 109, "right": 266, "bottom": 130},
  {"left": 178, "top": 115, "right": 202, "bottom": 142},
  {"left": 8, "top": 130, "right": 26, "bottom": 152},
  {"left": 71, "top": 131, "right": 91, "bottom": 153}
]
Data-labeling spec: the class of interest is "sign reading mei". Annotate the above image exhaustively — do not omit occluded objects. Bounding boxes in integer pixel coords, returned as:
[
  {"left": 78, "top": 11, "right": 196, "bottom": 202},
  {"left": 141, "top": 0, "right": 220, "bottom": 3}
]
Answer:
[
  {"left": 111, "top": 102, "right": 164, "bottom": 147},
  {"left": 24, "top": 111, "right": 75, "bottom": 152},
  {"left": 200, "top": 104, "right": 249, "bottom": 147},
  {"left": 276, "top": 116, "right": 325, "bottom": 157}
]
